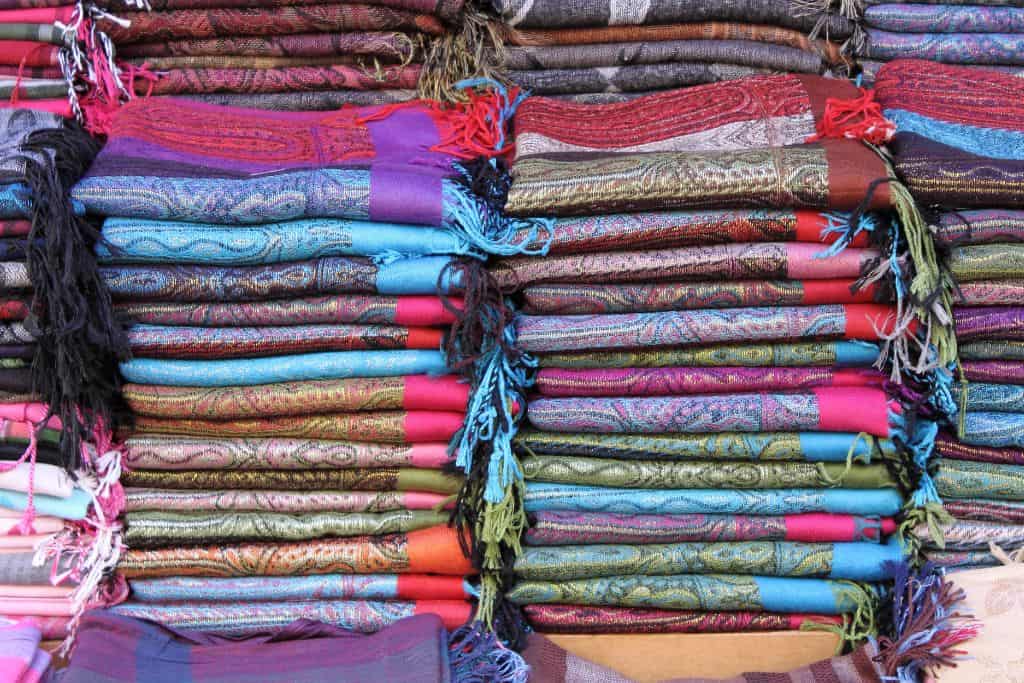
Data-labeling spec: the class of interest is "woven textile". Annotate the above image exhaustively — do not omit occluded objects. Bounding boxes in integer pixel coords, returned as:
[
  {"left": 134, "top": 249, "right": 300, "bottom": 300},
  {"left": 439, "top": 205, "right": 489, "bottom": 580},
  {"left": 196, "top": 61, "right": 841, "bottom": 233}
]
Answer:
[
  {"left": 956, "top": 281, "right": 1024, "bottom": 306},
  {"left": 865, "top": 30, "right": 1024, "bottom": 64},
  {"left": 143, "top": 65, "right": 422, "bottom": 96},
  {"left": 507, "top": 575, "right": 875, "bottom": 614},
  {"left": 516, "top": 305, "right": 899, "bottom": 353},
  {"left": 522, "top": 606, "right": 839, "bottom": 635},
  {"left": 943, "top": 499, "right": 1024, "bottom": 524},
  {"left": 936, "top": 432, "right": 1024, "bottom": 466},
  {"left": 508, "top": 64, "right": 775, "bottom": 95},
  {"left": 122, "top": 436, "right": 453, "bottom": 470},
  {"left": 864, "top": 5, "right": 1024, "bottom": 33},
  {"left": 524, "top": 512, "right": 895, "bottom": 545},
  {"left": 123, "top": 376, "right": 468, "bottom": 419},
  {"left": 116, "top": 32, "right": 418, "bottom": 59},
  {"left": 535, "top": 341, "right": 881, "bottom": 368},
  {"left": 960, "top": 411, "right": 1024, "bottom": 448},
  {"left": 117, "top": 525, "right": 471, "bottom": 577},
  {"left": 948, "top": 245, "right": 1024, "bottom": 281},
  {"left": 915, "top": 519, "right": 1024, "bottom": 550},
  {"left": 125, "top": 488, "right": 452, "bottom": 513},
  {"left": 120, "top": 468, "right": 462, "bottom": 494},
  {"left": 126, "top": 574, "right": 470, "bottom": 602},
  {"left": 962, "top": 340, "right": 1024, "bottom": 361},
  {"left": 956, "top": 308, "right": 1024, "bottom": 341},
  {"left": 955, "top": 382, "right": 1024, "bottom": 413},
  {"left": 124, "top": 510, "right": 451, "bottom": 547},
  {"left": 179, "top": 90, "right": 420, "bottom": 110},
  {"left": 115, "top": 295, "right": 458, "bottom": 327},
  {"left": 935, "top": 459, "right": 1024, "bottom": 501},
  {"left": 101, "top": 0, "right": 465, "bottom": 20},
  {"left": 513, "top": 541, "right": 901, "bottom": 581}
]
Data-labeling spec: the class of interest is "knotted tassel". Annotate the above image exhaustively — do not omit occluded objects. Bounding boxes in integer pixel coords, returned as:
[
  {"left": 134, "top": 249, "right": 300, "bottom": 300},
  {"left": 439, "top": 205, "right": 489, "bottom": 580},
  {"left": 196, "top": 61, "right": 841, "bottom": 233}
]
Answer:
[
  {"left": 895, "top": 417, "right": 952, "bottom": 557},
  {"left": 418, "top": 4, "right": 507, "bottom": 104},
  {"left": 875, "top": 562, "right": 981, "bottom": 683},
  {"left": 448, "top": 620, "right": 530, "bottom": 682},
  {"left": 811, "top": 88, "right": 895, "bottom": 145}
]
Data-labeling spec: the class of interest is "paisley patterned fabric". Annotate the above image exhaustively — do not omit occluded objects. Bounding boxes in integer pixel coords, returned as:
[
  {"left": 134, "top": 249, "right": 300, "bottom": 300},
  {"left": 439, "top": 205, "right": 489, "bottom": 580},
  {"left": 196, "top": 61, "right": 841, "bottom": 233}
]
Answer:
[
  {"left": 522, "top": 605, "right": 838, "bottom": 634},
  {"left": 125, "top": 488, "right": 451, "bottom": 513},
  {"left": 120, "top": 468, "right": 462, "bottom": 494},
  {"left": 935, "top": 459, "right": 1024, "bottom": 501}
]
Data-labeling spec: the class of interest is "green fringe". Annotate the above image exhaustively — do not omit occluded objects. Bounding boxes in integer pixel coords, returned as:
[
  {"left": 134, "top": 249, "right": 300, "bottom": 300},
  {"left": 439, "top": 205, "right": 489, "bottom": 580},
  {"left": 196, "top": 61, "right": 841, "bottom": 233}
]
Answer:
[
  {"left": 418, "top": 6, "right": 508, "bottom": 103},
  {"left": 898, "top": 502, "right": 954, "bottom": 563}
]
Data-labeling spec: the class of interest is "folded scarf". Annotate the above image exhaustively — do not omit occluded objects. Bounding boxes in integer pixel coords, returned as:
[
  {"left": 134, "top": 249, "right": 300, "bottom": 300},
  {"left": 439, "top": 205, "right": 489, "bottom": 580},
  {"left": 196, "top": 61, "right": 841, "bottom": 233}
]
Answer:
[
  {"left": 122, "top": 435, "right": 453, "bottom": 470},
  {"left": 944, "top": 499, "right": 1024, "bottom": 524},
  {"left": 524, "top": 484, "right": 905, "bottom": 516},
  {"left": 520, "top": 280, "right": 879, "bottom": 314},
  {"left": 535, "top": 367, "right": 884, "bottom": 397},
  {"left": 120, "top": 468, "right": 462, "bottom": 494},
  {"left": 516, "top": 305, "right": 900, "bottom": 353},
  {"left": 936, "top": 432, "right": 1024, "bottom": 466},
  {"left": 126, "top": 324, "right": 446, "bottom": 358},
  {"left": 0, "top": 620, "right": 49, "bottom": 682},
  {"left": 513, "top": 541, "right": 902, "bottom": 581},
  {"left": 956, "top": 307, "right": 1024, "bottom": 341},
  {"left": 536, "top": 341, "right": 881, "bottom": 368},
  {"left": 129, "top": 56, "right": 397, "bottom": 70},
  {"left": 866, "top": 30, "right": 1024, "bottom": 64},
  {"left": 127, "top": 574, "right": 470, "bottom": 603},
  {"left": 0, "top": 462, "right": 72, "bottom": 498},
  {"left": 100, "top": 5, "right": 446, "bottom": 43},
  {"left": 0, "top": 487, "right": 90, "bottom": 520},
  {"left": 508, "top": 63, "right": 772, "bottom": 95},
  {"left": 119, "top": 350, "right": 449, "bottom": 386},
  {"left": 492, "top": 244, "right": 878, "bottom": 290},
  {"left": 72, "top": 96, "right": 542, "bottom": 256},
  {"left": 178, "top": 90, "right": 420, "bottom": 110},
  {"left": 524, "top": 511, "right": 896, "bottom": 545},
  {"left": 923, "top": 549, "right": 999, "bottom": 569},
  {"left": 948, "top": 245, "right": 1024, "bottom": 281},
  {"left": 959, "top": 411, "right": 1024, "bottom": 448},
  {"left": 116, "top": 295, "right": 458, "bottom": 327},
  {"left": 144, "top": 64, "right": 423, "bottom": 96},
  {"left": 512, "top": 75, "right": 858, "bottom": 161},
  {"left": 955, "top": 382, "right": 1024, "bottom": 413},
  {"left": 0, "top": 78, "right": 65, "bottom": 100},
  {"left": 116, "top": 32, "right": 419, "bottom": 59},
  {"left": 504, "top": 41, "right": 825, "bottom": 74},
  {"left": 514, "top": 209, "right": 873, "bottom": 256},
  {"left": 101, "top": 257, "right": 457, "bottom": 301},
  {"left": 501, "top": 22, "right": 846, "bottom": 65},
  {"left": 0, "top": 323, "right": 34, "bottom": 344},
  {"left": 916, "top": 519, "right": 1024, "bottom": 550},
  {"left": 521, "top": 456, "right": 897, "bottom": 489},
  {"left": 961, "top": 340, "right": 1024, "bottom": 360},
  {"left": 936, "top": 459, "right": 1024, "bottom": 501},
  {"left": 875, "top": 60, "right": 1024, "bottom": 207},
  {"left": 956, "top": 281, "right": 1024, "bottom": 306},
  {"left": 0, "top": 220, "right": 29, "bottom": 237},
  {"left": 0, "top": 263, "right": 29, "bottom": 290},
  {"left": 96, "top": 218, "right": 478, "bottom": 264},
  {"left": 864, "top": 5, "right": 1024, "bottom": 33},
  {"left": 124, "top": 510, "right": 451, "bottom": 547},
  {"left": 0, "top": 24, "right": 61, "bottom": 44},
  {"left": 0, "top": 239, "right": 26, "bottom": 260},
  {"left": 522, "top": 605, "right": 840, "bottom": 634},
  {"left": 123, "top": 376, "right": 468, "bottom": 419},
  {"left": 504, "top": 141, "right": 891, "bottom": 216},
  {"left": 101, "top": 0, "right": 464, "bottom": 20},
  {"left": 0, "top": 550, "right": 73, "bottom": 585},
  {"left": 109, "top": 600, "right": 471, "bottom": 636},
  {"left": 117, "top": 525, "right": 471, "bottom": 577},
  {"left": 61, "top": 611, "right": 502, "bottom": 683},
  {"left": 507, "top": 575, "right": 875, "bottom": 615},
  {"left": 492, "top": 0, "right": 854, "bottom": 36},
  {"left": 125, "top": 488, "right": 451, "bottom": 513},
  {"left": 515, "top": 430, "right": 896, "bottom": 463}
]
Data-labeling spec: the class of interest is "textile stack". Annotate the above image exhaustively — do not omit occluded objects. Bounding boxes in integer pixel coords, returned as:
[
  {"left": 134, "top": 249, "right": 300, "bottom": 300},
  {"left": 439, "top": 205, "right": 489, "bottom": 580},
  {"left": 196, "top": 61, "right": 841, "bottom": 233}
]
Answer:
[
  {"left": 457, "top": 74, "right": 954, "bottom": 643},
  {"left": 855, "top": 0, "right": 1024, "bottom": 84},
  {"left": 876, "top": 60, "right": 1024, "bottom": 571},
  {"left": 95, "top": 0, "right": 477, "bottom": 111},
  {"left": 487, "top": 0, "right": 857, "bottom": 99},
  {"left": 66, "top": 92, "right": 538, "bottom": 636}
]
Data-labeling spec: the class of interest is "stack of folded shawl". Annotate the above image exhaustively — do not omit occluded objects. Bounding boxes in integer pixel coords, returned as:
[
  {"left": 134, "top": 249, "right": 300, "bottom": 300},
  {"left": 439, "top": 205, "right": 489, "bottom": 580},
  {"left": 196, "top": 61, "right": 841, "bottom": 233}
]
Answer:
[
  {"left": 487, "top": 0, "right": 857, "bottom": 99},
  {"left": 455, "top": 74, "right": 962, "bottom": 643},
  {"left": 96, "top": 0, "right": 482, "bottom": 110},
  {"left": 855, "top": 0, "right": 1024, "bottom": 84},
  {"left": 876, "top": 59, "right": 1024, "bottom": 571},
  {"left": 68, "top": 91, "right": 545, "bottom": 636}
]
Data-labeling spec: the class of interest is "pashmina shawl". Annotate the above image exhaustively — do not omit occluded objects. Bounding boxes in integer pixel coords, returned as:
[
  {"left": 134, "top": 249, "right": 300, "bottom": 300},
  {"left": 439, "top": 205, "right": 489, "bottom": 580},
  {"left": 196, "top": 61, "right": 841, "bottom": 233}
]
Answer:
[
  {"left": 100, "top": 5, "right": 447, "bottom": 43},
  {"left": 124, "top": 509, "right": 451, "bottom": 547},
  {"left": 116, "top": 32, "right": 419, "bottom": 59},
  {"left": 864, "top": 5, "right": 1024, "bottom": 34},
  {"left": 491, "top": 244, "right": 878, "bottom": 290},
  {"left": 515, "top": 429, "right": 896, "bottom": 462},
  {"left": 125, "top": 324, "right": 446, "bottom": 358},
  {"left": 874, "top": 60, "right": 1024, "bottom": 207},
  {"left": 507, "top": 63, "right": 772, "bottom": 96},
  {"left": 121, "top": 436, "right": 454, "bottom": 470},
  {"left": 535, "top": 341, "right": 881, "bottom": 368},
  {"left": 961, "top": 340, "right": 1024, "bottom": 361},
  {"left": 959, "top": 411, "right": 1024, "bottom": 448},
  {"left": 126, "top": 574, "right": 471, "bottom": 603},
  {"left": 101, "top": 0, "right": 465, "bottom": 20},
  {"left": 524, "top": 511, "right": 896, "bottom": 545},
  {"left": 504, "top": 140, "right": 891, "bottom": 216},
  {"left": 122, "top": 376, "right": 468, "bottom": 419},
  {"left": 923, "top": 550, "right": 999, "bottom": 569},
  {"left": 179, "top": 90, "right": 420, "bottom": 111},
  {"left": 915, "top": 519, "right": 1024, "bottom": 550},
  {"left": 101, "top": 257, "right": 458, "bottom": 301},
  {"left": 513, "top": 541, "right": 902, "bottom": 581},
  {"left": 0, "top": 620, "right": 49, "bottom": 683},
  {"left": 96, "top": 218, "right": 478, "bottom": 264},
  {"left": 142, "top": 65, "right": 423, "bottom": 96},
  {"left": 944, "top": 499, "right": 1024, "bottom": 524},
  {"left": 520, "top": 457, "right": 897, "bottom": 489},
  {"left": 512, "top": 75, "right": 858, "bottom": 161},
  {"left": 506, "top": 575, "right": 876, "bottom": 615},
  {"left": 523, "top": 484, "right": 905, "bottom": 516},
  {"left": 956, "top": 281, "right": 1024, "bottom": 307},
  {"left": 955, "top": 307, "right": 1024, "bottom": 341},
  {"left": 120, "top": 468, "right": 462, "bottom": 494},
  {"left": 521, "top": 606, "right": 841, "bottom": 635},
  {"left": 515, "top": 304, "right": 901, "bottom": 353},
  {"left": 519, "top": 279, "right": 878, "bottom": 314},
  {"left": 125, "top": 489, "right": 452, "bottom": 514},
  {"left": 115, "top": 295, "right": 458, "bottom": 327},
  {"left": 865, "top": 30, "right": 1024, "bottom": 65},
  {"left": 0, "top": 487, "right": 91, "bottom": 520},
  {"left": 108, "top": 600, "right": 472, "bottom": 636},
  {"left": 935, "top": 459, "right": 1024, "bottom": 501},
  {"left": 491, "top": 0, "right": 854, "bottom": 37},
  {"left": 936, "top": 432, "right": 1024, "bottom": 466},
  {"left": 60, "top": 611, "right": 484, "bottom": 683},
  {"left": 534, "top": 367, "right": 883, "bottom": 397},
  {"left": 954, "top": 382, "right": 1024, "bottom": 413},
  {"left": 947, "top": 245, "right": 1024, "bottom": 281},
  {"left": 117, "top": 525, "right": 471, "bottom": 577}
]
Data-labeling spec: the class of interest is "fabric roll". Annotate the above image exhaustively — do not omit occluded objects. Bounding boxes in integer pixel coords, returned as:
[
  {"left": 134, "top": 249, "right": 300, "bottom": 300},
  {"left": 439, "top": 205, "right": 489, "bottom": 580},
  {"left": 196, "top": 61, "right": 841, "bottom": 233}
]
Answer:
[
  {"left": 120, "top": 468, "right": 462, "bottom": 494},
  {"left": 100, "top": 0, "right": 465, "bottom": 21},
  {"left": 916, "top": 519, "right": 1024, "bottom": 550},
  {"left": 948, "top": 245, "right": 1024, "bottom": 281},
  {"left": 956, "top": 308, "right": 1024, "bottom": 341},
  {"left": 116, "top": 32, "right": 419, "bottom": 59},
  {"left": 864, "top": 5, "right": 1024, "bottom": 33},
  {"left": 866, "top": 30, "right": 1024, "bottom": 65},
  {"left": 522, "top": 605, "right": 839, "bottom": 634},
  {"left": 536, "top": 341, "right": 881, "bottom": 369},
  {"left": 508, "top": 63, "right": 772, "bottom": 95},
  {"left": 143, "top": 64, "right": 423, "bottom": 96},
  {"left": 960, "top": 411, "right": 1024, "bottom": 448},
  {"left": 955, "top": 382, "right": 1024, "bottom": 413},
  {"left": 125, "top": 489, "right": 451, "bottom": 513},
  {"left": 961, "top": 340, "right": 1024, "bottom": 361},
  {"left": 936, "top": 432, "right": 1024, "bottom": 466},
  {"left": 179, "top": 90, "right": 419, "bottom": 110},
  {"left": 932, "top": 210, "right": 1024, "bottom": 247},
  {"left": 935, "top": 459, "right": 1024, "bottom": 501},
  {"left": 943, "top": 499, "right": 1024, "bottom": 524}
]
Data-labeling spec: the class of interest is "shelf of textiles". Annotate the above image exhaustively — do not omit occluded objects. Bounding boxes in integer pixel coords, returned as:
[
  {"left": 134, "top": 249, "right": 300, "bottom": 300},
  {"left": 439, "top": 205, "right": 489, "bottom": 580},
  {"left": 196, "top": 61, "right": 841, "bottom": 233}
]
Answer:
[
  {"left": 451, "top": 73, "right": 962, "bottom": 652},
  {"left": 874, "top": 61, "right": 1024, "bottom": 573},
  {"left": 63, "top": 90, "right": 536, "bottom": 636}
]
